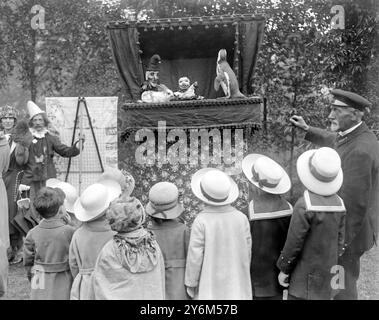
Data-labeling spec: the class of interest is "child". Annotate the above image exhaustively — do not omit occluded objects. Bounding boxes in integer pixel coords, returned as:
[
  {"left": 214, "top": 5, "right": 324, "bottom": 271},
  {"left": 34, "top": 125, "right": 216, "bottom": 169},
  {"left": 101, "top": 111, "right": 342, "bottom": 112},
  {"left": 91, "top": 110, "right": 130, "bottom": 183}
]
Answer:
[
  {"left": 185, "top": 168, "right": 252, "bottom": 300},
  {"left": 69, "top": 180, "right": 121, "bottom": 300},
  {"left": 277, "top": 147, "right": 346, "bottom": 300},
  {"left": 23, "top": 187, "right": 75, "bottom": 300},
  {"left": 242, "top": 154, "right": 293, "bottom": 300},
  {"left": 90, "top": 196, "right": 165, "bottom": 300},
  {"left": 0, "top": 239, "right": 8, "bottom": 297},
  {"left": 146, "top": 181, "right": 190, "bottom": 300}
]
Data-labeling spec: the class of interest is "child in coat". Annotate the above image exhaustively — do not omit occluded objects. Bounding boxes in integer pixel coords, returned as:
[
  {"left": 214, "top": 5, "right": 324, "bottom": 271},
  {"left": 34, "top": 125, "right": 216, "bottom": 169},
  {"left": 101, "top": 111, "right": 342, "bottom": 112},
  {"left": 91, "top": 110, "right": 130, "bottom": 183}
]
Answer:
[
  {"left": 90, "top": 196, "right": 166, "bottom": 300},
  {"left": 277, "top": 147, "right": 346, "bottom": 300},
  {"left": 185, "top": 168, "right": 252, "bottom": 300},
  {"left": 242, "top": 154, "right": 293, "bottom": 300},
  {"left": 69, "top": 180, "right": 121, "bottom": 300},
  {"left": 23, "top": 187, "right": 75, "bottom": 300},
  {"left": 146, "top": 181, "right": 190, "bottom": 300}
]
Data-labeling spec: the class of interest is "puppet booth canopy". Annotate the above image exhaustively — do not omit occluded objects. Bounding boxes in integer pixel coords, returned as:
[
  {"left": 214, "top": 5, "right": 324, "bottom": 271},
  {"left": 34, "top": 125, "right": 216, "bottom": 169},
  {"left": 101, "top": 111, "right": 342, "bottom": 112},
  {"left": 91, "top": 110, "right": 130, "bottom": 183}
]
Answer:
[{"left": 107, "top": 14, "right": 266, "bottom": 224}]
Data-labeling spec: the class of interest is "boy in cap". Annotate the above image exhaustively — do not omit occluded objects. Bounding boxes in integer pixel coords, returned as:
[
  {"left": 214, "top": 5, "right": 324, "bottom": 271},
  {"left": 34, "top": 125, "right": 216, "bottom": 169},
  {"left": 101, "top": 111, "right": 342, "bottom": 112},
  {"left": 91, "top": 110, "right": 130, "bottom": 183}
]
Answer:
[
  {"left": 242, "top": 154, "right": 292, "bottom": 300},
  {"left": 69, "top": 180, "right": 121, "bottom": 300},
  {"left": 185, "top": 168, "right": 252, "bottom": 300},
  {"left": 290, "top": 89, "right": 379, "bottom": 299},
  {"left": 23, "top": 187, "right": 76, "bottom": 299},
  {"left": 277, "top": 147, "right": 346, "bottom": 300},
  {"left": 146, "top": 181, "right": 190, "bottom": 300}
]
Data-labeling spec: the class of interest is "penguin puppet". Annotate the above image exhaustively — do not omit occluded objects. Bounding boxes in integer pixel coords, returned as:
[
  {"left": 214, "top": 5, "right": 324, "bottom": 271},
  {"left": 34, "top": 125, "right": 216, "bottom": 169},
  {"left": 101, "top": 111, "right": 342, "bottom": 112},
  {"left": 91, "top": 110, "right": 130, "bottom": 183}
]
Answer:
[{"left": 214, "top": 49, "right": 245, "bottom": 99}]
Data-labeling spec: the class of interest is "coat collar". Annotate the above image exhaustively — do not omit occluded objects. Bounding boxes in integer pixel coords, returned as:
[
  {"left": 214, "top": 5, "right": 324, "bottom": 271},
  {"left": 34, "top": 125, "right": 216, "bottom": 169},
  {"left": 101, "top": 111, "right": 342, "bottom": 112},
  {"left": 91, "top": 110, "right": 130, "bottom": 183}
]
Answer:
[
  {"left": 202, "top": 204, "right": 235, "bottom": 213},
  {"left": 83, "top": 217, "right": 113, "bottom": 232},
  {"left": 336, "top": 122, "right": 369, "bottom": 147},
  {"left": 39, "top": 218, "right": 67, "bottom": 229},
  {"left": 148, "top": 219, "right": 183, "bottom": 230}
]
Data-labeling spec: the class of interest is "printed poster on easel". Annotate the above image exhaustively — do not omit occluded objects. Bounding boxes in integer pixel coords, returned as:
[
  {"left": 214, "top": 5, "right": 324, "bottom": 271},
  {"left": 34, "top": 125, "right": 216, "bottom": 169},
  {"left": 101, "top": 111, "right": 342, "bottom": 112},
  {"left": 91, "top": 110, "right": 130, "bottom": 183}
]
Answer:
[{"left": 46, "top": 97, "right": 118, "bottom": 194}]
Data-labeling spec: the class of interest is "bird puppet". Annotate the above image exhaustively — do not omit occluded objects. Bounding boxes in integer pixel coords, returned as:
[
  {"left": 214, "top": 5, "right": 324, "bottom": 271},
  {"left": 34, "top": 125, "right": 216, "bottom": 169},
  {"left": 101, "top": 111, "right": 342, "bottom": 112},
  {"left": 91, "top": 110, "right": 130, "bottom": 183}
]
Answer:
[{"left": 214, "top": 49, "right": 245, "bottom": 99}]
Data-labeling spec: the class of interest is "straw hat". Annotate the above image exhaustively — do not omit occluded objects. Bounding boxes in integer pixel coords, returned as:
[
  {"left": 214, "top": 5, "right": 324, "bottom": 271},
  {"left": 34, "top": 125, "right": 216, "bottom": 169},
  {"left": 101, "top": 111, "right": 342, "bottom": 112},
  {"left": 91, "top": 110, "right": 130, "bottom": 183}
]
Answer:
[
  {"left": 73, "top": 180, "right": 121, "bottom": 222},
  {"left": 242, "top": 154, "right": 291, "bottom": 195},
  {"left": 191, "top": 168, "right": 239, "bottom": 206},
  {"left": 98, "top": 167, "right": 135, "bottom": 197},
  {"left": 146, "top": 182, "right": 184, "bottom": 219},
  {"left": 54, "top": 182, "right": 78, "bottom": 214},
  {"left": 27, "top": 101, "right": 45, "bottom": 119},
  {"left": 297, "top": 147, "right": 343, "bottom": 196},
  {"left": 46, "top": 178, "right": 62, "bottom": 189}
]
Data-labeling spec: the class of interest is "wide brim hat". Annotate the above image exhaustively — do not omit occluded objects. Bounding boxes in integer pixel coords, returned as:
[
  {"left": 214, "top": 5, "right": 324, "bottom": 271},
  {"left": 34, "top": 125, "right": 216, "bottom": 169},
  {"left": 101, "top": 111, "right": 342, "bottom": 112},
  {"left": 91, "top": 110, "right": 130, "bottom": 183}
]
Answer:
[
  {"left": 98, "top": 167, "right": 135, "bottom": 197},
  {"left": 297, "top": 150, "right": 343, "bottom": 196},
  {"left": 191, "top": 168, "right": 239, "bottom": 206},
  {"left": 46, "top": 178, "right": 62, "bottom": 189},
  {"left": 242, "top": 154, "right": 291, "bottom": 194},
  {"left": 73, "top": 179, "right": 121, "bottom": 222},
  {"left": 54, "top": 181, "right": 78, "bottom": 214},
  {"left": 27, "top": 101, "right": 45, "bottom": 119},
  {"left": 145, "top": 181, "right": 184, "bottom": 219}
]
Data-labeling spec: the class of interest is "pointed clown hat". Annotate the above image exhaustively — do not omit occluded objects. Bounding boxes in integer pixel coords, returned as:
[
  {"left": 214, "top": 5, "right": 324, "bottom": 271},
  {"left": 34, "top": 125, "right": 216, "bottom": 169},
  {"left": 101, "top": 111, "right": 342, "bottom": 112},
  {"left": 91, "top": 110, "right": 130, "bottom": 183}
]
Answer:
[{"left": 27, "top": 101, "right": 45, "bottom": 119}]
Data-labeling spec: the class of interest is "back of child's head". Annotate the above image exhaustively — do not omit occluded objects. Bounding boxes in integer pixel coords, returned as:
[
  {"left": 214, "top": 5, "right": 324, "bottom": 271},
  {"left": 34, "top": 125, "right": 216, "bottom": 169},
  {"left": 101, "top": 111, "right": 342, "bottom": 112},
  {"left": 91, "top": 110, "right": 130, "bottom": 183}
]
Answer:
[{"left": 33, "top": 187, "right": 61, "bottom": 219}]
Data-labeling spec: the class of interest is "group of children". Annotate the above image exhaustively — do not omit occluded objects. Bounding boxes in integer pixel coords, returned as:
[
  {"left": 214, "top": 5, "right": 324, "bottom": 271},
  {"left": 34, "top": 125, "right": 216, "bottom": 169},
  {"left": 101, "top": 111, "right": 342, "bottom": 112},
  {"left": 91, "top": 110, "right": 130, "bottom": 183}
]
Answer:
[{"left": 0, "top": 146, "right": 346, "bottom": 300}]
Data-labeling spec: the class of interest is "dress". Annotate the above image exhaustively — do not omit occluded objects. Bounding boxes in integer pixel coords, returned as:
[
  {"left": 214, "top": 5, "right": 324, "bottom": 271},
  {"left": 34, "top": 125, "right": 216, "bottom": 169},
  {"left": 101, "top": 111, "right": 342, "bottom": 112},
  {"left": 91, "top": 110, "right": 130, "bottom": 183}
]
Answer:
[
  {"left": 3, "top": 138, "right": 28, "bottom": 246},
  {"left": 0, "top": 138, "right": 10, "bottom": 249}
]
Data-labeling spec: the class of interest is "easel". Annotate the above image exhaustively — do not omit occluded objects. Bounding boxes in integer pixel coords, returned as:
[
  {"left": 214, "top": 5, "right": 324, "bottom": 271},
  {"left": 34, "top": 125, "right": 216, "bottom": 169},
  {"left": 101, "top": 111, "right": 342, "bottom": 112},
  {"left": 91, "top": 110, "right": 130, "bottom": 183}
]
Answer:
[{"left": 65, "top": 97, "right": 104, "bottom": 194}]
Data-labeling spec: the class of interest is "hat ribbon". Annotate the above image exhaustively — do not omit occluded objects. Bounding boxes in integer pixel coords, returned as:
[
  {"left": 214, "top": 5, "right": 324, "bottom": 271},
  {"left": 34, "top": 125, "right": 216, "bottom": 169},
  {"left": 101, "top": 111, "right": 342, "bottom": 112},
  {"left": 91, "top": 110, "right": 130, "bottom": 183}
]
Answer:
[
  {"left": 150, "top": 199, "right": 178, "bottom": 216},
  {"left": 200, "top": 182, "right": 228, "bottom": 203},
  {"left": 308, "top": 154, "right": 337, "bottom": 183},
  {"left": 251, "top": 166, "right": 279, "bottom": 189}
]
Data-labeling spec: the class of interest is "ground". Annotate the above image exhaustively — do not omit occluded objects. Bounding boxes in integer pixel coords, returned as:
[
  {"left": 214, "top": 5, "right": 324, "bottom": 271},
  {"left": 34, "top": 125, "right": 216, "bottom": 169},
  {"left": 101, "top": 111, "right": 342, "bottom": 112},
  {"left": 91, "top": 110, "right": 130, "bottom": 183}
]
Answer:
[{"left": 1, "top": 246, "right": 378, "bottom": 300}]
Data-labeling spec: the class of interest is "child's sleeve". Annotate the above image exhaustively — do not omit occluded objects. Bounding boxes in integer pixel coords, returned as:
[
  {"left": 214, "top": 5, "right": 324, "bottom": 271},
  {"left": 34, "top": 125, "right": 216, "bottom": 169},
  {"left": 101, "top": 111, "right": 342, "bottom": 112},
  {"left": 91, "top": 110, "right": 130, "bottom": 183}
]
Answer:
[
  {"left": 276, "top": 198, "right": 311, "bottom": 274},
  {"left": 23, "top": 230, "right": 36, "bottom": 281},
  {"left": 69, "top": 233, "right": 79, "bottom": 278},
  {"left": 184, "top": 217, "right": 205, "bottom": 288}
]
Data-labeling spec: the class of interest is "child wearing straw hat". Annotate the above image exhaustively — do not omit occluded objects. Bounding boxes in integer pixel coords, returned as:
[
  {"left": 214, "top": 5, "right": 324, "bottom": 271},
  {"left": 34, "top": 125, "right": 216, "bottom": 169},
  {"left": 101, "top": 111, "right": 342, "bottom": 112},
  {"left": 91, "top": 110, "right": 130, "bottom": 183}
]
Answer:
[
  {"left": 146, "top": 181, "right": 190, "bottom": 300},
  {"left": 23, "top": 187, "right": 76, "bottom": 300},
  {"left": 242, "top": 154, "right": 293, "bottom": 300},
  {"left": 68, "top": 180, "right": 121, "bottom": 300},
  {"left": 90, "top": 196, "right": 165, "bottom": 300},
  {"left": 97, "top": 167, "right": 135, "bottom": 200},
  {"left": 277, "top": 147, "right": 346, "bottom": 300},
  {"left": 185, "top": 168, "right": 252, "bottom": 300}
]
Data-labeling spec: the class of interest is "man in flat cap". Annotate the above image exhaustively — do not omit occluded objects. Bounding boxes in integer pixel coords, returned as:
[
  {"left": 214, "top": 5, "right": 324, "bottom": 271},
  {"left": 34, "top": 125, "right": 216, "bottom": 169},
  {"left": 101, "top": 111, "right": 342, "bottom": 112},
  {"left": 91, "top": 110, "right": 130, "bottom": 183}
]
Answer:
[{"left": 290, "top": 89, "right": 379, "bottom": 299}]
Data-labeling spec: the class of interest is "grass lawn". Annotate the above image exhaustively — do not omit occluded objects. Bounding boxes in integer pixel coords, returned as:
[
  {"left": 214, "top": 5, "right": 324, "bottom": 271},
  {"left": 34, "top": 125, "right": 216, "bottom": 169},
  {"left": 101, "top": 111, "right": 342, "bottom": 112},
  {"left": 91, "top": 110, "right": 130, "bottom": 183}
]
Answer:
[{"left": 1, "top": 245, "right": 378, "bottom": 300}]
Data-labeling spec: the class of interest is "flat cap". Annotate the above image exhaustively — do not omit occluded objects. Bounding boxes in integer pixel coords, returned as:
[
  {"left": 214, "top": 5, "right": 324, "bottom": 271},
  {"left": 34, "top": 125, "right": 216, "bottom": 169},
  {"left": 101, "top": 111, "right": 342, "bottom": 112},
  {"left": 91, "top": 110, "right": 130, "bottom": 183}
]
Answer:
[{"left": 331, "top": 89, "right": 372, "bottom": 111}]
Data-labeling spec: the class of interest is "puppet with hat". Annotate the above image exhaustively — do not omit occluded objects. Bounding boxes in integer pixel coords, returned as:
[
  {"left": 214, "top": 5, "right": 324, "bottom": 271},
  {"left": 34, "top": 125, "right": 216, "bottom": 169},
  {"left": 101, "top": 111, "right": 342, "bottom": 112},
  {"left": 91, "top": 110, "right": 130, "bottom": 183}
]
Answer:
[
  {"left": 242, "top": 153, "right": 292, "bottom": 300},
  {"left": 140, "top": 54, "right": 174, "bottom": 103}
]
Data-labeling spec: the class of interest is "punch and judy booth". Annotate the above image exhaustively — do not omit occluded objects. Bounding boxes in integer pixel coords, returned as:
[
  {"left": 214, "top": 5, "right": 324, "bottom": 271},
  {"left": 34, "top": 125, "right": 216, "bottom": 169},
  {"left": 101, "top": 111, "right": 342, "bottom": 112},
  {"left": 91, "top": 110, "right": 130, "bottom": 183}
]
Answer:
[{"left": 107, "top": 14, "right": 265, "bottom": 222}]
